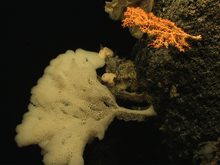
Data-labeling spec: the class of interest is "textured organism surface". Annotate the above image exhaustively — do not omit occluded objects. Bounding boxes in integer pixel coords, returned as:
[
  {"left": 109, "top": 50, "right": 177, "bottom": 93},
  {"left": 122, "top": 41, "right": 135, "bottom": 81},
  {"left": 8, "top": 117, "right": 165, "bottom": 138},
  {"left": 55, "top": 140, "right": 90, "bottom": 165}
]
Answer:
[
  {"left": 101, "top": 55, "right": 150, "bottom": 103},
  {"left": 193, "top": 138, "right": 220, "bottom": 165},
  {"left": 105, "top": 0, "right": 155, "bottom": 39},
  {"left": 105, "top": 0, "right": 154, "bottom": 20},
  {"left": 122, "top": 7, "right": 202, "bottom": 52},
  {"left": 15, "top": 48, "right": 157, "bottom": 165}
]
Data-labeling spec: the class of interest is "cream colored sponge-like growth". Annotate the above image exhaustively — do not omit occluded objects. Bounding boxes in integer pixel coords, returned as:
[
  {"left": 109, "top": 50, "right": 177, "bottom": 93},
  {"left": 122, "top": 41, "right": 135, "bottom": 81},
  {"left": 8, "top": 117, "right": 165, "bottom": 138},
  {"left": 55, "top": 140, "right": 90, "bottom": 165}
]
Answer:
[{"left": 15, "top": 48, "right": 156, "bottom": 165}]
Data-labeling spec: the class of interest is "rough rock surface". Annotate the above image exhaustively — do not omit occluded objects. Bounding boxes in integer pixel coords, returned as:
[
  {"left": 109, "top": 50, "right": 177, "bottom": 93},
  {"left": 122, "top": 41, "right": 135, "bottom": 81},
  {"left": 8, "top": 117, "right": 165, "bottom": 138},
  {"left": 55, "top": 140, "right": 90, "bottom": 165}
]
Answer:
[{"left": 134, "top": 0, "right": 220, "bottom": 163}]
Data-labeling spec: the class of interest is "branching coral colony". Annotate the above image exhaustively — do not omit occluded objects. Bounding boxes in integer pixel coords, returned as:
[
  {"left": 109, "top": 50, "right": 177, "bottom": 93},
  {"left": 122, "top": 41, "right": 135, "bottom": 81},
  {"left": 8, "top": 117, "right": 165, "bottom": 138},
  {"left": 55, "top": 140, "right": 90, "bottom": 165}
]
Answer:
[{"left": 122, "top": 7, "right": 202, "bottom": 52}]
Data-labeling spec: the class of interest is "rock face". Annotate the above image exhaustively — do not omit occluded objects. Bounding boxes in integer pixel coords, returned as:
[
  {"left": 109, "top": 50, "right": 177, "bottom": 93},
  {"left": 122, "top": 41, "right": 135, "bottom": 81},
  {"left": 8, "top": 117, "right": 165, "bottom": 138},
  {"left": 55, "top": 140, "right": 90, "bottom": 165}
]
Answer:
[
  {"left": 15, "top": 48, "right": 156, "bottom": 165},
  {"left": 133, "top": 0, "right": 220, "bottom": 163}
]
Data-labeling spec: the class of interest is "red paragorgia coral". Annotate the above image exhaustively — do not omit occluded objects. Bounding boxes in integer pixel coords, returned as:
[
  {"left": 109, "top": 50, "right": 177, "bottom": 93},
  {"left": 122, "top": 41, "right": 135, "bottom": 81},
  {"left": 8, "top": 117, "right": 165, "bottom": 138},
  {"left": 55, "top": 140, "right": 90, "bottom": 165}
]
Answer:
[{"left": 122, "top": 7, "right": 202, "bottom": 52}]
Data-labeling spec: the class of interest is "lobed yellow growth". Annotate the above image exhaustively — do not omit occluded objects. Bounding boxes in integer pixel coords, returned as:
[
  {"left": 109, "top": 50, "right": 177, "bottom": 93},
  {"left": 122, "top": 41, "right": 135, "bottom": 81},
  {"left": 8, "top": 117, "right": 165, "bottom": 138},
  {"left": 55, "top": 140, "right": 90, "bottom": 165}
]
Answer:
[{"left": 122, "top": 7, "right": 202, "bottom": 52}]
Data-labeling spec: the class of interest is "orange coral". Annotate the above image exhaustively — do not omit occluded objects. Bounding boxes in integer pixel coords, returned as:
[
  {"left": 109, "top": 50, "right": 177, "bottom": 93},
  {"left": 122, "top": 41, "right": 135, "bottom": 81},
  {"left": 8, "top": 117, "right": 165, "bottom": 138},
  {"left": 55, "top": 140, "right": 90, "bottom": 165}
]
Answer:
[{"left": 122, "top": 7, "right": 202, "bottom": 52}]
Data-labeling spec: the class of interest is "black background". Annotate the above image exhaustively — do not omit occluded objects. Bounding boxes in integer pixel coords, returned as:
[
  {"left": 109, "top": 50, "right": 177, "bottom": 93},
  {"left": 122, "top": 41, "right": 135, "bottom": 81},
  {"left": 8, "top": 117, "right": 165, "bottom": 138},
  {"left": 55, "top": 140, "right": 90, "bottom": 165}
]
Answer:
[{"left": 1, "top": 1, "right": 165, "bottom": 164}]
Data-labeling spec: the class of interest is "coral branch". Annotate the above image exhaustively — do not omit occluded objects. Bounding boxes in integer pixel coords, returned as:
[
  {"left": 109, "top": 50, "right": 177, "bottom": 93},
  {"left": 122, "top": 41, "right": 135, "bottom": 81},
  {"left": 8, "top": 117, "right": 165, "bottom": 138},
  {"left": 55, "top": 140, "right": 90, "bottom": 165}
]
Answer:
[{"left": 122, "top": 7, "right": 202, "bottom": 52}]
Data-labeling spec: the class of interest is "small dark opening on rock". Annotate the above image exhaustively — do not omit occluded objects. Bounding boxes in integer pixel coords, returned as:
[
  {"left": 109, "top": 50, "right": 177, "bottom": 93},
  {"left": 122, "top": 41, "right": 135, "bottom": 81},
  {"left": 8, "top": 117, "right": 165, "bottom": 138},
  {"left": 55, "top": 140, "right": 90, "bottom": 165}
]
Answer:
[{"left": 104, "top": 102, "right": 110, "bottom": 107}]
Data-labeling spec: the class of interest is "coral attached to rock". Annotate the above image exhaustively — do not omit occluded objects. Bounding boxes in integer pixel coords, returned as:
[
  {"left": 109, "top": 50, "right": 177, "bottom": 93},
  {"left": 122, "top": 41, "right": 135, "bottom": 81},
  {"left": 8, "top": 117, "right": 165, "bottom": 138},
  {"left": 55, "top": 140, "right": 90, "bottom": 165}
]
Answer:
[{"left": 134, "top": 0, "right": 220, "bottom": 163}]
